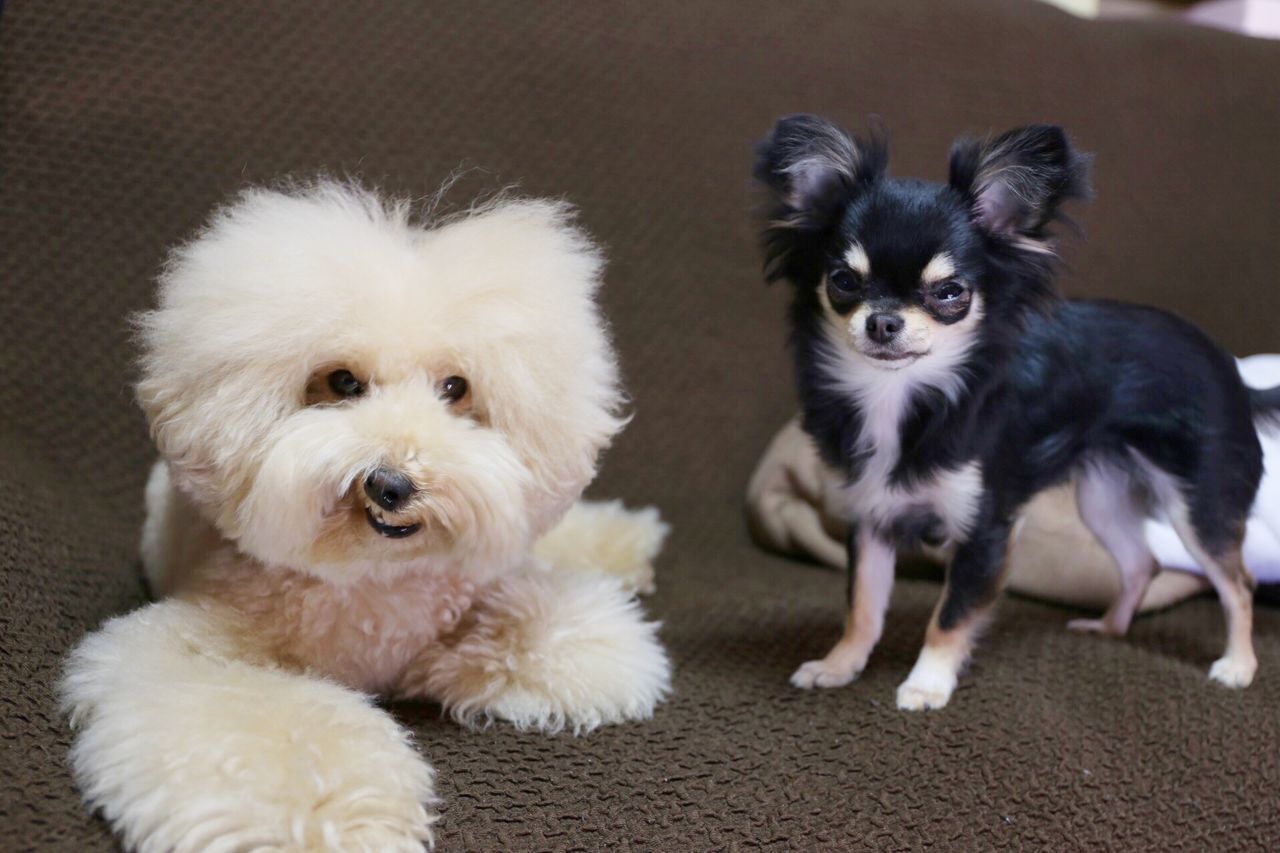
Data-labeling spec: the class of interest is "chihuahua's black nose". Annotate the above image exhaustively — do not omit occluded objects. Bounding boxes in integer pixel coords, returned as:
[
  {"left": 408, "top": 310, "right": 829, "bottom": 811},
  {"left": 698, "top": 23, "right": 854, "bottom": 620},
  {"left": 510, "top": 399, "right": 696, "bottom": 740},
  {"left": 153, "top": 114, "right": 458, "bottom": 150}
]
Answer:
[
  {"left": 866, "top": 312, "right": 904, "bottom": 344},
  {"left": 364, "top": 467, "right": 415, "bottom": 511}
]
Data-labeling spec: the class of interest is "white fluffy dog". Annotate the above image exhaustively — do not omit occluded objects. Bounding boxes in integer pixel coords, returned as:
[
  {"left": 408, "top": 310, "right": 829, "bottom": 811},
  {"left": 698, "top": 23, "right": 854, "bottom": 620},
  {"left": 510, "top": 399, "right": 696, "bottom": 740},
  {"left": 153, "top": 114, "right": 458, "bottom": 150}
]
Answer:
[{"left": 60, "top": 183, "right": 672, "bottom": 851}]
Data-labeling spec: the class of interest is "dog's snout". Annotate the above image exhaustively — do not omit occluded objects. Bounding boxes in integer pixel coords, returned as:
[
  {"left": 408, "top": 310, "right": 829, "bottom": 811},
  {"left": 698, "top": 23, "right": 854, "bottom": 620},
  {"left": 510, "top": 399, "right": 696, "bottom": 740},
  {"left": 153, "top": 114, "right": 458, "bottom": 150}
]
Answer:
[
  {"left": 363, "top": 467, "right": 415, "bottom": 511},
  {"left": 866, "top": 312, "right": 904, "bottom": 344}
]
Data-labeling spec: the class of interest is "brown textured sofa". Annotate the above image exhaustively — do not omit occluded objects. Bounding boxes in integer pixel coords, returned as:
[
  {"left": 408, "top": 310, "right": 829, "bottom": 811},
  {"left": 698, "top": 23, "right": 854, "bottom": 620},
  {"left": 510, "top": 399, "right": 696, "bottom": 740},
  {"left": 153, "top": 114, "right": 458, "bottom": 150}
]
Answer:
[{"left": 3, "top": 1, "right": 1279, "bottom": 849}]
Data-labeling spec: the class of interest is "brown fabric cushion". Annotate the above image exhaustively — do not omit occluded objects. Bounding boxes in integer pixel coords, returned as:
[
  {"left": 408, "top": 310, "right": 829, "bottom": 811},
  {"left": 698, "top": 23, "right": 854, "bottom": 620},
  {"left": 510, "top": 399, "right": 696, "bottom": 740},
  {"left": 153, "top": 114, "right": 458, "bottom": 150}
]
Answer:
[{"left": 3, "top": 0, "right": 1279, "bottom": 849}]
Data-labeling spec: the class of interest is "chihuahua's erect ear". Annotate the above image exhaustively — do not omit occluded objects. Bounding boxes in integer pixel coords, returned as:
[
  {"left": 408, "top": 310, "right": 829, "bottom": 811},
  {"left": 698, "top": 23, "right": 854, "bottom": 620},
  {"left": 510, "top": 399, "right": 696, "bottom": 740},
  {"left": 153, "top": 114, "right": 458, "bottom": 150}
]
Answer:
[
  {"left": 949, "top": 125, "right": 1091, "bottom": 245},
  {"left": 755, "top": 115, "right": 887, "bottom": 280}
]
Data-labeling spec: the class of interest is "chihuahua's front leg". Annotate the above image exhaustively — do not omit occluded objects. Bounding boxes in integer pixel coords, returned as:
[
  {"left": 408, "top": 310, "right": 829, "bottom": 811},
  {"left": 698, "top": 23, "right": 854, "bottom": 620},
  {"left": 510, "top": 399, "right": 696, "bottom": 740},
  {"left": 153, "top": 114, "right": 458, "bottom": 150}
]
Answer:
[
  {"left": 791, "top": 525, "right": 896, "bottom": 689},
  {"left": 897, "top": 518, "right": 1013, "bottom": 711}
]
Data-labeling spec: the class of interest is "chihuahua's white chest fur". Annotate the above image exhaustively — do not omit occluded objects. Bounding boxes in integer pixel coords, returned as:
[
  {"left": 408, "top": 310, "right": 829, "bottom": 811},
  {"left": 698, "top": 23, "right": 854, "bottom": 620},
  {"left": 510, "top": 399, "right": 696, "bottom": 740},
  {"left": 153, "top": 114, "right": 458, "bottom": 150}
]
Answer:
[{"left": 819, "top": 332, "right": 984, "bottom": 544}]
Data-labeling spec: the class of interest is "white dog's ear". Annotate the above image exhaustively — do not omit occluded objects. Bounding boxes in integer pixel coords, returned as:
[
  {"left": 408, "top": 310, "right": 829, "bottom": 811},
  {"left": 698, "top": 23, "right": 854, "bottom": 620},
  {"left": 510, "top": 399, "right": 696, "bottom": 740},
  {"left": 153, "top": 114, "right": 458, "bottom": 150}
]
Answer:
[
  {"left": 131, "top": 185, "right": 335, "bottom": 526},
  {"left": 434, "top": 198, "right": 607, "bottom": 294},
  {"left": 426, "top": 200, "right": 627, "bottom": 529},
  {"left": 135, "top": 372, "right": 198, "bottom": 466},
  {"left": 134, "top": 342, "right": 276, "bottom": 531}
]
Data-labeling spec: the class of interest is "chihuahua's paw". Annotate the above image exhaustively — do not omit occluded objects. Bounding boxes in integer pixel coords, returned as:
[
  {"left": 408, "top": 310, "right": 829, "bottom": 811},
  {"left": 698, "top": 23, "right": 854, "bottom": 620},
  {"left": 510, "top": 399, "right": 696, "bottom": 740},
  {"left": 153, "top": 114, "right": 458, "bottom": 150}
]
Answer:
[
  {"left": 1066, "top": 617, "right": 1125, "bottom": 637},
  {"left": 895, "top": 681, "right": 953, "bottom": 711},
  {"left": 896, "top": 676, "right": 957, "bottom": 706},
  {"left": 1208, "top": 654, "right": 1257, "bottom": 689},
  {"left": 790, "top": 658, "right": 860, "bottom": 690}
]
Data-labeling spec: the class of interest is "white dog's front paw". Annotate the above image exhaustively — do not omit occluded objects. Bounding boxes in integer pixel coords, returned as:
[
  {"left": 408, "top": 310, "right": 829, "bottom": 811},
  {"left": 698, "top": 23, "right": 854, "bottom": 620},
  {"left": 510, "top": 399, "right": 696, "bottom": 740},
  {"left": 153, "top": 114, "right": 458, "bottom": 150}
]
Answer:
[
  {"left": 411, "top": 568, "right": 671, "bottom": 734},
  {"left": 1209, "top": 654, "right": 1257, "bottom": 689},
  {"left": 62, "top": 603, "right": 438, "bottom": 852},
  {"left": 308, "top": 820, "right": 436, "bottom": 853},
  {"left": 73, "top": 677, "right": 438, "bottom": 852},
  {"left": 790, "top": 658, "right": 860, "bottom": 689}
]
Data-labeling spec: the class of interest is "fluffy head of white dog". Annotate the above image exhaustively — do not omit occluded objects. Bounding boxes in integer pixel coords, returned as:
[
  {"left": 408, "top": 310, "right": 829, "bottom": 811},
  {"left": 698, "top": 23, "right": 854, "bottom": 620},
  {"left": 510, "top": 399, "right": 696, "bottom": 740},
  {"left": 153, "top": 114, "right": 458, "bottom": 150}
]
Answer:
[{"left": 136, "top": 182, "right": 625, "bottom": 584}]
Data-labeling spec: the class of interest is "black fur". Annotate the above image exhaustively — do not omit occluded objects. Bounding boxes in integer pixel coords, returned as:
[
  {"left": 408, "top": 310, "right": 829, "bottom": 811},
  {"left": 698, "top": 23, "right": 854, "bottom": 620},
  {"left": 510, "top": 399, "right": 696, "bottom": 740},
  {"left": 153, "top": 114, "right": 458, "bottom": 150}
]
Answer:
[{"left": 756, "top": 115, "right": 1271, "bottom": 636}]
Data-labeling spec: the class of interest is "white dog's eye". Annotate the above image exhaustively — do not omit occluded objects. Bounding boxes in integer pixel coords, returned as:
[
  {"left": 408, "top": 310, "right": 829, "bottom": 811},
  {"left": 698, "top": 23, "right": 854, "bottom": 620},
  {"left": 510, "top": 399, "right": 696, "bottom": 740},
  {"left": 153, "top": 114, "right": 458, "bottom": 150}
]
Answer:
[
  {"left": 933, "top": 282, "right": 966, "bottom": 303},
  {"left": 327, "top": 369, "right": 365, "bottom": 398},
  {"left": 440, "top": 375, "right": 469, "bottom": 404}
]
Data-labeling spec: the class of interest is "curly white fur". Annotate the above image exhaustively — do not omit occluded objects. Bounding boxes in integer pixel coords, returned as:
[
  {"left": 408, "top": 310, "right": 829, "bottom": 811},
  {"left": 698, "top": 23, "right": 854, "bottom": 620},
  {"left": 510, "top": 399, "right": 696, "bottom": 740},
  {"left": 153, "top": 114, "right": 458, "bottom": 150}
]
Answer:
[
  {"left": 63, "top": 600, "right": 438, "bottom": 853},
  {"left": 60, "top": 182, "right": 671, "bottom": 851},
  {"left": 534, "top": 499, "right": 668, "bottom": 594},
  {"left": 404, "top": 564, "right": 670, "bottom": 733}
]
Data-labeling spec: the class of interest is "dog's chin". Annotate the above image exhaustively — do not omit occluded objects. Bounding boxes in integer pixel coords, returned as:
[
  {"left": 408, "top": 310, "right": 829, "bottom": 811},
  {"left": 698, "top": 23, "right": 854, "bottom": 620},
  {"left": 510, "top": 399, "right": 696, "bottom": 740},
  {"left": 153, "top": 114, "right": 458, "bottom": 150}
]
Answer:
[{"left": 858, "top": 347, "right": 929, "bottom": 370}]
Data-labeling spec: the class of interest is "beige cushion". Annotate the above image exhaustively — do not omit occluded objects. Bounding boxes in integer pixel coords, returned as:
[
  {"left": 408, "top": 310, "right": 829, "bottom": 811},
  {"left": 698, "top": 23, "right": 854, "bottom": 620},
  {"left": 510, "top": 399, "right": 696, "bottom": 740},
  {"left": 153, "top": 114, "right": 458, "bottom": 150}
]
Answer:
[{"left": 747, "top": 417, "right": 1210, "bottom": 612}]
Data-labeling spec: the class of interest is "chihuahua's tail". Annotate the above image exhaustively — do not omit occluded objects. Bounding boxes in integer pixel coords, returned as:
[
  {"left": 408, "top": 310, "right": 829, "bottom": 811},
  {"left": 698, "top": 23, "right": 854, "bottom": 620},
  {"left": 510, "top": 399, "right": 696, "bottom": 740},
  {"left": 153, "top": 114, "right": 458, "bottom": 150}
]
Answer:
[{"left": 1250, "top": 384, "right": 1280, "bottom": 430}]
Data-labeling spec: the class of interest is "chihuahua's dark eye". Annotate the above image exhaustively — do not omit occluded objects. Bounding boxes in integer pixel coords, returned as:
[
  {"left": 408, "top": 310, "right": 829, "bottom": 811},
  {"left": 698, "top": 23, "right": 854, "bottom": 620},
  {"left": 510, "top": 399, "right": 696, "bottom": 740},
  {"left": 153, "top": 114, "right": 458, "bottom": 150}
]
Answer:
[
  {"left": 934, "top": 282, "right": 966, "bottom": 303},
  {"left": 828, "top": 270, "right": 860, "bottom": 294},
  {"left": 440, "top": 375, "right": 469, "bottom": 404},
  {"left": 327, "top": 369, "right": 365, "bottom": 398}
]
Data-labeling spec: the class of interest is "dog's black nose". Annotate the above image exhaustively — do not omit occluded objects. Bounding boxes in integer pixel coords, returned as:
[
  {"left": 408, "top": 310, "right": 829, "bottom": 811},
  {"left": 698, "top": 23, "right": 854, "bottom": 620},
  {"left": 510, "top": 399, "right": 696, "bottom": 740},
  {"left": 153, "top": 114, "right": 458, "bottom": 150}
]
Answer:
[
  {"left": 866, "top": 312, "right": 904, "bottom": 344},
  {"left": 363, "top": 467, "right": 415, "bottom": 511}
]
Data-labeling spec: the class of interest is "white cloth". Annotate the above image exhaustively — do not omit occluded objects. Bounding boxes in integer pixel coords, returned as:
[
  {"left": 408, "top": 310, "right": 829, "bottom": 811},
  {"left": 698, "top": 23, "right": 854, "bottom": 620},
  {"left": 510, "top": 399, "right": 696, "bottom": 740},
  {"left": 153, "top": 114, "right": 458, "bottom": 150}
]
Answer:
[{"left": 1144, "top": 355, "right": 1280, "bottom": 582}]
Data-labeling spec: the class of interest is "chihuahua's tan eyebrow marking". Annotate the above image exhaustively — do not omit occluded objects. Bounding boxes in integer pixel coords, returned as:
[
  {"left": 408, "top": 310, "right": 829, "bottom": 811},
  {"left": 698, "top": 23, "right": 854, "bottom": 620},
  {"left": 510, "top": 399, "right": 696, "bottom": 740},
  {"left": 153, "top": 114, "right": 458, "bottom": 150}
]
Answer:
[
  {"left": 844, "top": 244, "right": 870, "bottom": 276},
  {"left": 920, "top": 252, "right": 956, "bottom": 284}
]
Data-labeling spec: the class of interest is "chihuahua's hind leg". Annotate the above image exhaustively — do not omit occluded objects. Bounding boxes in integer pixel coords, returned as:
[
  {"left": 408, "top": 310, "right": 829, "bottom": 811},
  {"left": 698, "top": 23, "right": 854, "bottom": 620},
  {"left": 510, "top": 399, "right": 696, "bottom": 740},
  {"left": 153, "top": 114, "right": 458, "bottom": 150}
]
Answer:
[
  {"left": 1067, "top": 464, "right": 1158, "bottom": 637},
  {"left": 791, "top": 527, "right": 895, "bottom": 689},
  {"left": 897, "top": 521, "right": 1012, "bottom": 711},
  {"left": 1169, "top": 521, "right": 1257, "bottom": 688},
  {"left": 1143, "top": 456, "right": 1259, "bottom": 689},
  {"left": 1200, "top": 546, "right": 1258, "bottom": 688}
]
